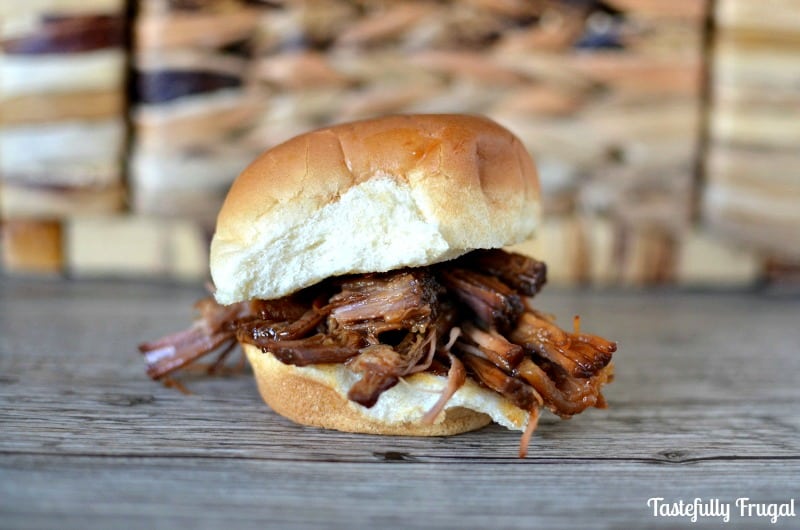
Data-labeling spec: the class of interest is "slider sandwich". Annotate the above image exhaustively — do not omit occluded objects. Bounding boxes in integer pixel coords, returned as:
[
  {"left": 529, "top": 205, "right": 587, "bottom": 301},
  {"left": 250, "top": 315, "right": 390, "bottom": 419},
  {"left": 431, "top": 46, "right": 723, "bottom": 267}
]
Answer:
[{"left": 140, "top": 114, "right": 616, "bottom": 457}]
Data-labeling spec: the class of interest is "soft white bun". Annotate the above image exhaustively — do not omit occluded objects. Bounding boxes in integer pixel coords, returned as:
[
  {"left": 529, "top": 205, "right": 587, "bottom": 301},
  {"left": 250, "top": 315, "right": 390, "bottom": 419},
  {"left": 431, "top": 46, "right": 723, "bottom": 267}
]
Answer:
[
  {"left": 243, "top": 343, "right": 530, "bottom": 436},
  {"left": 210, "top": 114, "right": 541, "bottom": 305}
]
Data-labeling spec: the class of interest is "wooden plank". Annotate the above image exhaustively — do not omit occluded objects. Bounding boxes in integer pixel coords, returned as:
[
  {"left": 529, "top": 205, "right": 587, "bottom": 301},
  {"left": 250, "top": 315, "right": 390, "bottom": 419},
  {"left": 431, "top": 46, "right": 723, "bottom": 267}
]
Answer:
[
  {"left": 0, "top": 0, "right": 124, "bottom": 20},
  {"left": 0, "top": 219, "right": 63, "bottom": 274},
  {"left": 133, "top": 91, "right": 265, "bottom": 153},
  {"left": 606, "top": 0, "right": 708, "bottom": 20},
  {"left": 1, "top": 456, "right": 798, "bottom": 530},
  {"left": 135, "top": 8, "right": 262, "bottom": 51},
  {"left": 1, "top": 281, "right": 799, "bottom": 459},
  {"left": 716, "top": 0, "right": 800, "bottom": 33},
  {"left": 677, "top": 228, "right": 761, "bottom": 285},
  {"left": 0, "top": 90, "right": 124, "bottom": 126},
  {"left": 710, "top": 106, "right": 800, "bottom": 149},
  {"left": 65, "top": 216, "right": 209, "bottom": 280},
  {"left": 1, "top": 279, "right": 799, "bottom": 528},
  {"left": 713, "top": 37, "right": 800, "bottom": 90},
  {"left": 2, "top": 380, "right": 798, "bottom": 462},
  {"left": 0, "top": 182, "right": 124, "bottom": 218}
]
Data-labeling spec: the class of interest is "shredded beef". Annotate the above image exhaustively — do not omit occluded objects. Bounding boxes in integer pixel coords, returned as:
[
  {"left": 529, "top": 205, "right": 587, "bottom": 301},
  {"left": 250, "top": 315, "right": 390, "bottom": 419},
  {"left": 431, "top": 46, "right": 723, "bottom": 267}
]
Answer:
[
  {"left": 438, "top": 268, "right": 523, "bottom": 332},
  {"left": 460, "top": 322, "right": 524, "bottom": 372},
  {"left": 511, "top": 311, "right": 615, "bottom": 379},
  {"left": 328, "top": 270, "right": 440, "bottom": 336},
  {"left": 139, "top": 249, "right": 616, "bottom": 456},
  {"left": 460, "top": 353, "right": 542, "bottom": 411},
  {"left": 463, "top": 249, "right": 547, "bottom": 296},
  {"left": 261, "top": 333, "right": 363, "bottom": 366}
]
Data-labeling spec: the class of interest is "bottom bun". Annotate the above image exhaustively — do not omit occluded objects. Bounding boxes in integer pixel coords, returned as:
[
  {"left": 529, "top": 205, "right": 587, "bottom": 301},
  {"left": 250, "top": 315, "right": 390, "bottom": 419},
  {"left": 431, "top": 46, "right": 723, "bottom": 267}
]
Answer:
[{"left": 243, "top": 342, "right": 525, "bottom": 436}]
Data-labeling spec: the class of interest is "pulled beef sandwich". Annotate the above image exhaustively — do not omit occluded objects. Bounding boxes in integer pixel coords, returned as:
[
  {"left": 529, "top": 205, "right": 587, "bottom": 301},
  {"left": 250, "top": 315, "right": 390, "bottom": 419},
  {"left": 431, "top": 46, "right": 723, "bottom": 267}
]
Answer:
[{"left": 139, "top": 114, "right": 616, "bottom": 457}]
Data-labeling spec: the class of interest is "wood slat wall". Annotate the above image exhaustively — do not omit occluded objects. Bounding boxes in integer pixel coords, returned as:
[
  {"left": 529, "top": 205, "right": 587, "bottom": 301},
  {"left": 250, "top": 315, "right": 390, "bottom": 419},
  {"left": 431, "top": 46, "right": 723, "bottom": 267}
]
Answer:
[
  {"left": 0, "top": 0, "right": 795, "bottom": 285},
  {"left": 0, "top": 1, "right": 128, "bottom": 220},
  {"left": 129, "top": 0, "right": 264, "bottom": 222},
  {"left": 702, "top": 0, "right": 800, "bottom": 271}
]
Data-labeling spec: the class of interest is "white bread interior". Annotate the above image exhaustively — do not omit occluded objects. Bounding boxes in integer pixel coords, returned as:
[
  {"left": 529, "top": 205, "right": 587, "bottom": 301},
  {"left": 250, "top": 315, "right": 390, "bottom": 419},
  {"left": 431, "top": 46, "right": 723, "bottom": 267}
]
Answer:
[
  {"left": 210, "top": 114, "right": 541, "bottom": 304},
  {"left": 244, "top": 343, "right": 530, "bottom": 436}
]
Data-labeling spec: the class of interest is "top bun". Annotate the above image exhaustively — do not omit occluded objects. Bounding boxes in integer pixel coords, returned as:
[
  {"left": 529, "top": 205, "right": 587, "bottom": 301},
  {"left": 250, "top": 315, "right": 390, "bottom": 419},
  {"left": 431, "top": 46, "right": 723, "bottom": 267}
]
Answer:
[{"left": 210, "top": 114, "right": 541, "bottom": 304}]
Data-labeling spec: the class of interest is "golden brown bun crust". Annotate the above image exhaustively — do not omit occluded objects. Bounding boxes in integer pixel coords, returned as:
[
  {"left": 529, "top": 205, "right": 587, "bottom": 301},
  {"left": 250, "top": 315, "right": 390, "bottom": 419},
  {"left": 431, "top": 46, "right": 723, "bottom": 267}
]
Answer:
[
  {"left": 218, "top": 114, "right": 539, "bottom": 231},
  {"left": 244, "top": 343, "right": 493, "bottom": 436},
  {"left": 210, "top": 114, "right": 541, "bottom": 304}
]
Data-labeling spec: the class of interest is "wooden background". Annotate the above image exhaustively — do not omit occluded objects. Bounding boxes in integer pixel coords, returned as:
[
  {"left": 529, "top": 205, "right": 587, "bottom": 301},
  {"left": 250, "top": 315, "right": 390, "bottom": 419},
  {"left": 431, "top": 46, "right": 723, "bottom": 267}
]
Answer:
[
  {"left": 1, "top": 278, "right": 798, "bottom": 528},
  {"left": 1, "top": 0, "right": 798, "bottom": 287}
]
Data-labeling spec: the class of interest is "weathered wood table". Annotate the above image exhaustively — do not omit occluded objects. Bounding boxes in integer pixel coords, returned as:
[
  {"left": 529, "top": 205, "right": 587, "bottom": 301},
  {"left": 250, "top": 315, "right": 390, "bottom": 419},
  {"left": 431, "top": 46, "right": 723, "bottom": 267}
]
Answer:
[{"left": 1, "top": 279, "right": 798, "bottom": 529}]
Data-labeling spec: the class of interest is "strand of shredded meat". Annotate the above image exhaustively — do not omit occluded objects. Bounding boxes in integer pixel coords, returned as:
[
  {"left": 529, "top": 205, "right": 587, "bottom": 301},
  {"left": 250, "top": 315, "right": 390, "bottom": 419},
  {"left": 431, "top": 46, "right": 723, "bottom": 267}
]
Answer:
[{"left": 139, "top": 249, "right": 616, "bottom": 457}]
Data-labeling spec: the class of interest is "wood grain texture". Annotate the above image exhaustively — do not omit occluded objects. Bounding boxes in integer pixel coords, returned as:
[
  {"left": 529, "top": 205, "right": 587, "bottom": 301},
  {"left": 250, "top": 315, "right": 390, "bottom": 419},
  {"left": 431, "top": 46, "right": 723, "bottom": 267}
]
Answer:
[{"left": 1, "top": 279, "right": 799, "bottom": 529}]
